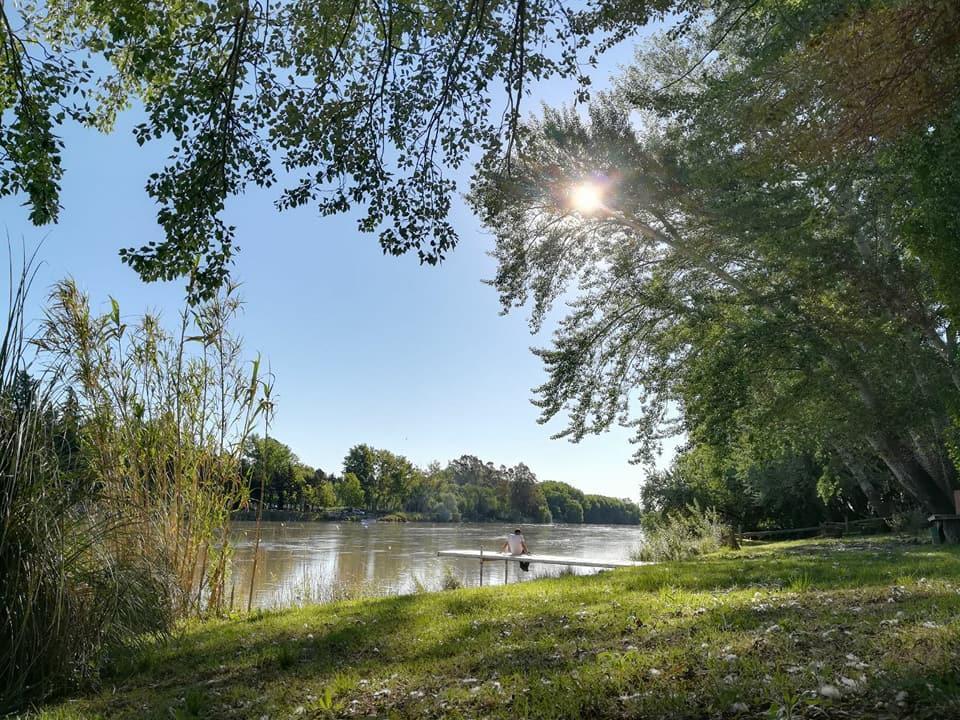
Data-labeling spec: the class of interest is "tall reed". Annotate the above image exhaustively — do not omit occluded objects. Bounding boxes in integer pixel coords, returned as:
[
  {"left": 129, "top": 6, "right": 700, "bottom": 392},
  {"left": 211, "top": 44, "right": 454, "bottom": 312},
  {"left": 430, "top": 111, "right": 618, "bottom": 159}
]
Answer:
[
  {"left": 1, "top": 267, "right": 270, "bottom": 712},
  {"left": 1, "top": 260, "right": 168, "bottom": 711},
  {"left": 38, "top": 279, "right": 270, "bottom": 617}
]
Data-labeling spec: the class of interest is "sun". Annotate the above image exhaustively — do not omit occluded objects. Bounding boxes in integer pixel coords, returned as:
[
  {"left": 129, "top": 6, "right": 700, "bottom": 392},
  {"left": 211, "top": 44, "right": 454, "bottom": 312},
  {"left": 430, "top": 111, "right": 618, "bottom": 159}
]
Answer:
[{"left": 569, "top": 181, "right": 605, "bottom": 215}]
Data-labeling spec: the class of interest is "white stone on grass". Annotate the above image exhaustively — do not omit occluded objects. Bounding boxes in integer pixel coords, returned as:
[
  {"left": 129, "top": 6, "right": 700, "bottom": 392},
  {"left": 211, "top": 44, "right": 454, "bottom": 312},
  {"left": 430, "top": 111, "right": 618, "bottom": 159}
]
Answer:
[{"left": 819, "top": 684, "right": 842, "bottom": 699}]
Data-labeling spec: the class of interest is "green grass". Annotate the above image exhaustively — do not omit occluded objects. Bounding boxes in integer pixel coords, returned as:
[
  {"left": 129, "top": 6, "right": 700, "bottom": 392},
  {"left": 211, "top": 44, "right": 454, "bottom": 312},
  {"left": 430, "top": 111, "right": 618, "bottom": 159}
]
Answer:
[{"left": 32, "top": 537, "right": 960, "bottom": 719}]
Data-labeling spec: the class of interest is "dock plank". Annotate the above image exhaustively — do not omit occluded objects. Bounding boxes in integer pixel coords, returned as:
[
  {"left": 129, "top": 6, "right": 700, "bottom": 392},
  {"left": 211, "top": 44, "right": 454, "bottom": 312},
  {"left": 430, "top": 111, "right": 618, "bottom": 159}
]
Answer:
[{"left": 437, "top": 549, "right": 645, "bottom": 568}]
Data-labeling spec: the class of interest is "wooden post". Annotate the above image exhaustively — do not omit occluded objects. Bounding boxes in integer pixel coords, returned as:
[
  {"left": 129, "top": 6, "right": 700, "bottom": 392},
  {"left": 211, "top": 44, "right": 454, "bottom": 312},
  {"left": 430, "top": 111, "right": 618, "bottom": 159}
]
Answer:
[
  {"left": 479, "top": 545, "right": 483, "bottom": 587},
  {"left": 505, "top": 559, "right": 508, "bottom": 584}
]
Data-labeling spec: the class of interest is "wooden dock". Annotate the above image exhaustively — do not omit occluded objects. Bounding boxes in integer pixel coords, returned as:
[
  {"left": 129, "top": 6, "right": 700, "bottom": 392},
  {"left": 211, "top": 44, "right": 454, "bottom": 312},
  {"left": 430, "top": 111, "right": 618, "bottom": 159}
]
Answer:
[
  {"left": 437, "top": 549, "right": 643, "bottom": 568},
  {"left": 438, "top": 549, "right": 646, "bottom": 585}
]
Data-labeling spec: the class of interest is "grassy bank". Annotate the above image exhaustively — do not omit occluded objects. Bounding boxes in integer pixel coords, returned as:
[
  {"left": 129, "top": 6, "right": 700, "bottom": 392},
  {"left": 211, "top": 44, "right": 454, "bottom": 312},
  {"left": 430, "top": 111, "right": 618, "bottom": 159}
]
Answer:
[{"left": 34, "top": 537, "right": 960, "bottom": 719}]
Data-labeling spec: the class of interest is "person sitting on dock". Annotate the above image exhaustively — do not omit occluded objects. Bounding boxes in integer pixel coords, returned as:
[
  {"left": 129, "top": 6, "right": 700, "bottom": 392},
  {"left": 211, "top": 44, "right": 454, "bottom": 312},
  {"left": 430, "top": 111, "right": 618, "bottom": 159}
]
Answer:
[{"left": 502, "top": 529, "right": 531, "bottom": 572}]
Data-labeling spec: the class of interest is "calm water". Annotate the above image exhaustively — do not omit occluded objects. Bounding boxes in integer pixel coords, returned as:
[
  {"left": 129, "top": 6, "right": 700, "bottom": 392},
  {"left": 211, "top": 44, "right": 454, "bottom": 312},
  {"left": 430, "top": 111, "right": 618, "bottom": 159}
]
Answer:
[{"left": 227, "top": 521, "right": 645, "bottom": 609}]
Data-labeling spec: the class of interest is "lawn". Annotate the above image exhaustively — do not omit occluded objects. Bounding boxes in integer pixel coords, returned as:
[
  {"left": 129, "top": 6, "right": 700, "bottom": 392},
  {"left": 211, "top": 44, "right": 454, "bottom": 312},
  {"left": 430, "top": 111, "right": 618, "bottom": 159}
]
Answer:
[{"left": 35, "top": 537, "right": 960, "bottom": 719}]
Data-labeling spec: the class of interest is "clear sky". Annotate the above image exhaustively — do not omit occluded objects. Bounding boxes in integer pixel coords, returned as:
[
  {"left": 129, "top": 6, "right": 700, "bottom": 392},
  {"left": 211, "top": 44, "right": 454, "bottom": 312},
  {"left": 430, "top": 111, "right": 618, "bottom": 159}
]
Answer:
[{"left": 1, "top": 24, "right": 680, "bottom": 502}]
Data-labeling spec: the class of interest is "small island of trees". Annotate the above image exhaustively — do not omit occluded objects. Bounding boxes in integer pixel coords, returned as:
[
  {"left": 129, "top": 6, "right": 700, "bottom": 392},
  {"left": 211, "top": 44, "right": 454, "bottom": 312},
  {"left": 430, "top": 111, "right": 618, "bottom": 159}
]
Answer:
[{"left": 243, "top": 438, "right": 642, "bottom": 525}]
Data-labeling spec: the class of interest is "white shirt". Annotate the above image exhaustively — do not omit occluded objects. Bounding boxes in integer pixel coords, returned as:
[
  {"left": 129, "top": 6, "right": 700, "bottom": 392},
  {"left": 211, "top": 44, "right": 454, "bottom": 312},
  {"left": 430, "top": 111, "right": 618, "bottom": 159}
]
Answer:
[{"left": 505, "top": 533, "right": 525, "bottom": 555}]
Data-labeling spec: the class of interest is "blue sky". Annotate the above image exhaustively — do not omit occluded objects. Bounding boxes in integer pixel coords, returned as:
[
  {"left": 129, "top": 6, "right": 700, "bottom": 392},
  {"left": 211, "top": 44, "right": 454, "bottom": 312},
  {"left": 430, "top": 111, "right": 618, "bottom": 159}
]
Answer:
[{"left": 2, "top": 25, "right": 680, "bottom": 502}]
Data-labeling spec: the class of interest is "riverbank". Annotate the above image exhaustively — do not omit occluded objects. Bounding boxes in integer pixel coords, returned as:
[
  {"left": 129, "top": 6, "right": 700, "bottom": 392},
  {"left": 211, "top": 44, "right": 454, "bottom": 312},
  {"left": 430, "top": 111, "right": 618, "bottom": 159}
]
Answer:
[
  {"left": 232, "top": 508, "right": 368, "bottom": 523},
  {"left": 231, "top": 508, "right": 642, "bottom": 525},
  {"left": 35, "top": 537, "right": 960, "bottom": 719}
]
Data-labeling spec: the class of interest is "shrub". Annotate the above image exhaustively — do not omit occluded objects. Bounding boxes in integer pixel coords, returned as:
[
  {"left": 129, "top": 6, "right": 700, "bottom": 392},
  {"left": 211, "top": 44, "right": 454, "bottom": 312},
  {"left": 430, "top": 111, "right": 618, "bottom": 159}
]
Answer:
[
  {"left": 632, "top": 505, "right": 731, "bottom": 562},
  {"left": 379, "top": 513, "right": 409, "bottom": 522},
  {"left": 441, "top": 567, "right": 464, "bottom": 590},
  {"left": 889, "top": 508, "right": 927, "bottom": 535}
]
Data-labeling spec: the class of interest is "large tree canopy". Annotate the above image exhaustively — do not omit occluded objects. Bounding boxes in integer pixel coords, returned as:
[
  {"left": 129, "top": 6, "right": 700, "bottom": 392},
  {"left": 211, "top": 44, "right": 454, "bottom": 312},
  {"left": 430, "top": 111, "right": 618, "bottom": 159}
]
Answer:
[
  {"left": 471, "top": 0, "right": 960, "bottom": 516},
  {"left": 0, "top": 0, "right": 689, "bottom": 300}
]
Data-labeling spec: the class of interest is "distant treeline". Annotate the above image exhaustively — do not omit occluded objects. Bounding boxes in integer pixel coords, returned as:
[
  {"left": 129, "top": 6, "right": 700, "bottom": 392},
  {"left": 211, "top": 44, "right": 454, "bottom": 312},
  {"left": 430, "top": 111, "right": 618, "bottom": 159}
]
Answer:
[{"left": 243, "top": 439, "right": 641, "bottom": 525}]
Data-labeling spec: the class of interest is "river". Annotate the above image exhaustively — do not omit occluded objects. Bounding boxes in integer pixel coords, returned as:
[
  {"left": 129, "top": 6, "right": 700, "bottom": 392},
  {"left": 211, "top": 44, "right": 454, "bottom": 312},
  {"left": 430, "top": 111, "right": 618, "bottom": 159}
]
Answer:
[{"left": 226, "top": 520, "right": 645, "bottom": 609}]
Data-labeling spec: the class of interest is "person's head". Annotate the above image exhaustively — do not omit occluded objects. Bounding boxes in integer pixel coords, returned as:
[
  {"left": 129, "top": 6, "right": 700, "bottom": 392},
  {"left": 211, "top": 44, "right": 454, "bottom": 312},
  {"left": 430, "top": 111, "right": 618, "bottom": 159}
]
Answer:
[{"left": 514, "top": 528, "right": 523, "bottom": 535}]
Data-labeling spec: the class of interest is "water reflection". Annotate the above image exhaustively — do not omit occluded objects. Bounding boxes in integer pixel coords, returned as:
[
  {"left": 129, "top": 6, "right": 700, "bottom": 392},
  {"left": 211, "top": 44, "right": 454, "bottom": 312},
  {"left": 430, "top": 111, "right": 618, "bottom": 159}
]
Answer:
[{"left": 227, "top": 521, "right": 645, "bottom": 609}]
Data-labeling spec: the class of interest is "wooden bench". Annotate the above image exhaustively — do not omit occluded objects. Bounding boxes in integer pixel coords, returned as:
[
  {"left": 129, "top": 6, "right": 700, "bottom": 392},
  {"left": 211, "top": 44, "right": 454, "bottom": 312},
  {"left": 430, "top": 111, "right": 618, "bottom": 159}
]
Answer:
[
  {"left": 928, "top": 491, "right": 960, "bottom": 544},
  {"left": 928, "top": 514, "right": 960, "bottom": 544}
]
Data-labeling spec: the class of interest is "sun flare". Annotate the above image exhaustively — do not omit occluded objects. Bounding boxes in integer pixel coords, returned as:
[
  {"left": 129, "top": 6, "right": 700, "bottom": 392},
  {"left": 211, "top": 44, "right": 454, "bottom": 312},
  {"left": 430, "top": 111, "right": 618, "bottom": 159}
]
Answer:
[{"left": 569, "top": 181, "right": 604, "bottom": 215}]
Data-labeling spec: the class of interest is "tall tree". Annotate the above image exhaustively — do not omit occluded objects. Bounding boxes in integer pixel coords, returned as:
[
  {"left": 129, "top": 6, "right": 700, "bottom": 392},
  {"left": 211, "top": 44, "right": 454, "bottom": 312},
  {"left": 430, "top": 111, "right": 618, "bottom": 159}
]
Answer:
[
  {"left": 471, "top": 3, "right": 960, "bottom": 515},
  {"left": 245, "top": 436, "right": 298, "bottom": 508},
  {"left": 372, "top": 448, "right": 417, "bottom": 512},
  {"left": 337, "top": 472, "right": 365, "bottom": 508},
  {"left": 343, "top": 443, "right": 377, "bottom": 505},
  {"left": 508, "top": 463, "right": 551, "bottom": 522}
]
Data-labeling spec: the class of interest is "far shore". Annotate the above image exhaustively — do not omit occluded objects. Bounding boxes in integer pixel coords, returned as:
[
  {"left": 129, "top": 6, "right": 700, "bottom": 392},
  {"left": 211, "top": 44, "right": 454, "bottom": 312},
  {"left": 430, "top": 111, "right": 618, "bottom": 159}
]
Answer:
[{"left": 230, "top": 508, "right": 642, "bottom": 526}]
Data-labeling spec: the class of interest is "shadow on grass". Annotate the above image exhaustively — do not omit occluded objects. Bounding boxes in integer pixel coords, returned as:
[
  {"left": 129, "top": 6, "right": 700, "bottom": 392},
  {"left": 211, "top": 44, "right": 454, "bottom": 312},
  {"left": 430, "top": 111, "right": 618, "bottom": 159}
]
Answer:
[
  {"left": 99, "top": 593, "right": 428, "bottom": 716},
  {"left": 84, "top": 540, "right": 960, "bottom": 719}
]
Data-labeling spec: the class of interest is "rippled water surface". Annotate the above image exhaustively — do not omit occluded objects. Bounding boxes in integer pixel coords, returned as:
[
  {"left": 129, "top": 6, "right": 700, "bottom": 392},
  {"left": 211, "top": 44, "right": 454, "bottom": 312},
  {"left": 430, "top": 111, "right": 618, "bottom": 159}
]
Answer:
[{"left": 227, "top": 521, "right": 645, "bottom": 609}]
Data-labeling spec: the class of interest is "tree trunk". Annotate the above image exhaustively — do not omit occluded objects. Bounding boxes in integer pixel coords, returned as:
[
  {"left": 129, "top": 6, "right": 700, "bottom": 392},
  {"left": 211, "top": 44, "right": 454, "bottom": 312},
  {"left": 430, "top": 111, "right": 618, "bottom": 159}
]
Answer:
[
  {"left": 907, "top": 430, "right": 956, "bottom": 499},
  {"left": 836, "top": 447, "right": 893, "bottom": 518},
  {"left": 846, "top": 368, "right": 956, "bottom": 514},
  {"left": 868, "top": 432, "right": 954, "bottom": 515}
]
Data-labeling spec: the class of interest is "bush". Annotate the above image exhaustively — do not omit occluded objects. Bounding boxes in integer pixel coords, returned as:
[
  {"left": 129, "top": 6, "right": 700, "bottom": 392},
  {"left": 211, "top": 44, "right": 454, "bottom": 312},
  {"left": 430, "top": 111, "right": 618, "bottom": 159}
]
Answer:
[
  {"left": 379, "top": 513, "right": 408, "bottom": 522},
  {"left": 441, "top": 567, "right": 463, "bottom": 590},
  {"left": 889, "top": 508, "right": 927, "bottom": 535},
  {"left": 632, "top": 505, "right": 731, "bottom": 562}
]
